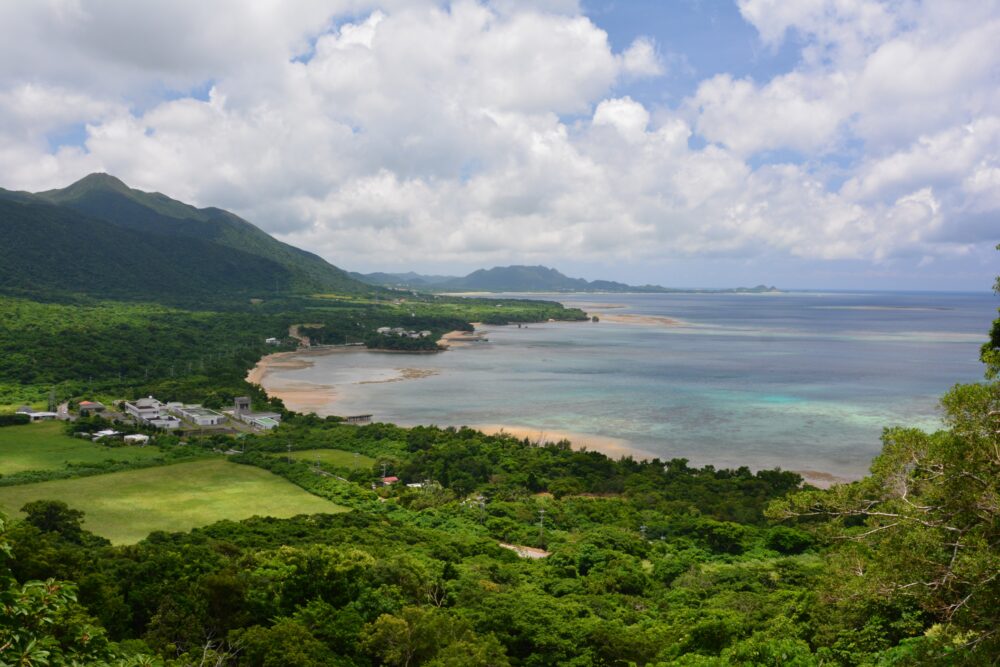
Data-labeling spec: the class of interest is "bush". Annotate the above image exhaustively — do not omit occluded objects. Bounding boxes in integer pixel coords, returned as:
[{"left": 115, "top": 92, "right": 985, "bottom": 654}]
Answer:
[
  {"left": 0, "top": 413, "right": 30, "bottom": 427},
  {"left": 765, "top": 526, "right": 814, "bottom": 554}
]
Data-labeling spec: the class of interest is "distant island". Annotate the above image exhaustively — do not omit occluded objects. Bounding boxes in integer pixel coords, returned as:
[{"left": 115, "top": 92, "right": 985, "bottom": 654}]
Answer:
[{"left": 351, "top": 264, "right": 780, "bottom": 294}]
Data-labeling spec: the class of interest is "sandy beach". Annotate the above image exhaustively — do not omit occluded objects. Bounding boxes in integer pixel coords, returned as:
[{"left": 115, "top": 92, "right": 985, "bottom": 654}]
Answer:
[
  {"left": 791, "top": 469, "right": 853, "bottom": 489},
  {"left": 474, "top": 424, "right": 853, "bottom": 486},
  {"left": 246, "top": 347, "right": 359, "bottom": 413},
  {"left": 473, "top": 424, "right": 662, "bottom": 461},
  {"left": 437, "top": 324, "right": 488, "bottom": 348}
]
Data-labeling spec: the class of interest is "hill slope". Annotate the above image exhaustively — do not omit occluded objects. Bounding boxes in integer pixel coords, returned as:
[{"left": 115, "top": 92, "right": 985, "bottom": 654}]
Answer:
[{"left": 0, "top": 174, "right": 366, "bottom": 298}]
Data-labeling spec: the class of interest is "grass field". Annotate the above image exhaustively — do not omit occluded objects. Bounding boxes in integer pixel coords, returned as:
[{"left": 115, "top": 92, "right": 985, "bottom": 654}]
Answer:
[
  {"left": 287, "top": 448, "right": 376, "bottom": 470},
  {"left": 0, "top": 459, "right": 348, "bottom": 543},
  {"left": 0, "top": 421, "right": 165, "bottom": 475}
]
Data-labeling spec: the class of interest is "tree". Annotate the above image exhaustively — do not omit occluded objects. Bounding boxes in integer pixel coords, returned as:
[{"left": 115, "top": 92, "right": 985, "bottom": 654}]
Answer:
[
  {"left": 980, "top": 243, "right": 1000, "bottom": 379},
  {"left": 768, "top": 383, "right": 1000, "bottom": 659},
  {"left": 0, "top": 514, "right": 151, "bottom": 666},
  {"left": 20, "top": 500, "right": 93, "bottom": 545}
]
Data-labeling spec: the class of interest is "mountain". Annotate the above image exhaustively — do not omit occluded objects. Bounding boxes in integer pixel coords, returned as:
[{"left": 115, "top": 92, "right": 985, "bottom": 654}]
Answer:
[
  {"left": 0, "top": 174, "right": 369, "bottom": 299},
  {"left": 347, "top": 270, "right": 458, "bottom": 288},
  {"left": 353, "top": 265, "right": 780, "bottom": 294}
]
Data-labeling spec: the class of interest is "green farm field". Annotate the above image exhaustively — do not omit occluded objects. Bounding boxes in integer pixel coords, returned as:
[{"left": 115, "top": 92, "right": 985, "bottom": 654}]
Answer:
[
  {"left": 0, "top": 459, "right": 348, "bottom": 543},
  {"left": 286, "top": 448, "right": 376, "bottom": 470},
  {"left": 0, "top": 421, "right": 164, "bottom": 475}
]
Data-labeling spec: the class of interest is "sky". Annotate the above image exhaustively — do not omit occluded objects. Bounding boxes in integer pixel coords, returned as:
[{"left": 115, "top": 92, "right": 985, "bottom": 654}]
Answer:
[{"left": 1, "top": 0, "right": 998, "bottom": 290}]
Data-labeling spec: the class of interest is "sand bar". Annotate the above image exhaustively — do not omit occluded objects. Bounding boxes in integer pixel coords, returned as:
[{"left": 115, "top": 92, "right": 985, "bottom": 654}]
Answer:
[
  {"left": 594, "top": 313, "right": 683, "bottom": 326},
  {"left": 359, "top": 368, "right": 439, "bottom": 384},
  {"left": 437, "top": 323, "right": 488, "bottom": 348}
]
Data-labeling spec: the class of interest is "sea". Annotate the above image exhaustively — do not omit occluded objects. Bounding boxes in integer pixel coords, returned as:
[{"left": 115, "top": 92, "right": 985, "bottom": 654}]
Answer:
[{"left": 263, "top": 291, "right": 997, "bottom": 480}]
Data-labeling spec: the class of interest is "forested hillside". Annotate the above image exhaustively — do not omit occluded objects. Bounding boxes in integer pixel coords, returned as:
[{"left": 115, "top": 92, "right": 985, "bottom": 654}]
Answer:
[{"left": 0, "top": 173, "right": 365, "bottom": 298}]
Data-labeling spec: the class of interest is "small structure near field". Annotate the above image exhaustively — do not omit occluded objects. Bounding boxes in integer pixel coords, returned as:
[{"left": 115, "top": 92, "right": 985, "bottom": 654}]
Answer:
[
  {"left": 78, "top": 400, "right": 105, "bottom": 416},
  {"left": 344, "top": 414, "right": 372, "bottom": 425},
  {"left": 124, "top": 434, "right": 150, "bottom": 445},
  {"left": 15, "top": 406, "right": 59, "bottom": 422},
  {"left": 231, "top": 397, "right": 281, "bottom": 430},
  {"left": 234, "top": 396, "right": 252, "bottom": 414},
  {"left": 248, "top": 415, "right": 280, "bottom": 431}
]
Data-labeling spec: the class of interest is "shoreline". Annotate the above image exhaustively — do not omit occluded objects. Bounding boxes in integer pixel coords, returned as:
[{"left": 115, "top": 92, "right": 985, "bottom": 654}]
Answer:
[
  {"left": 437, "top": 323, "right": 487, "bottom": 348},
  {"left": 248, "top": 329, "right": 857, "bottom": 489},
  {"left": 473, "top": 424, "right": 852, "bottom": 488}
]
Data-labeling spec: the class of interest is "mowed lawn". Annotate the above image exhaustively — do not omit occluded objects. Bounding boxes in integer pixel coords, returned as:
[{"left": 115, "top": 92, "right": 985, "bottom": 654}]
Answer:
[
  {"left": 287, "top": 448, "right": 376, "bottom": 470},
  {"left": 0, "top": 459, "right": 348, "bottom": 544},
  {"left": 0, "top": 421, "right": 164, "bottom": 475}
]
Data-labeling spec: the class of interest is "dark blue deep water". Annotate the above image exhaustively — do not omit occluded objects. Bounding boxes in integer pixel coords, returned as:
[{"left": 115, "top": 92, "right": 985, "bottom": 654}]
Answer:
[{"left": 270, "top": 291, "right": 997, "bottom": 479}]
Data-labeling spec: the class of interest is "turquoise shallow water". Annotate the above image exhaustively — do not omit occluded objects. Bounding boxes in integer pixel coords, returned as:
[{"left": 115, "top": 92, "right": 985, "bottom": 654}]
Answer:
[{"left": 268, "top": 291, "right": 996, "bottom": 479}]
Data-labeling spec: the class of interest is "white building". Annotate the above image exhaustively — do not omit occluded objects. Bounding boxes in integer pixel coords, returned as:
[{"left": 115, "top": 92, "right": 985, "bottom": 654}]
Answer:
[
  {"left": 124, "top": 434, "right": 150, "bottom": 445},
  {"left": 147, "top": 415, "right": 182, "bottom": 430},
  {"left": 249, "top": 415, "right": 280, "bottom": 430},
  {"left": 124, "top": 396, "right": 164, "bottom": 422},
  {"left": 170, "top": 404, "right": 226, "bottom": 426},
  {"left": 15, "top": 406, "right": 59, "bottom": 422}
]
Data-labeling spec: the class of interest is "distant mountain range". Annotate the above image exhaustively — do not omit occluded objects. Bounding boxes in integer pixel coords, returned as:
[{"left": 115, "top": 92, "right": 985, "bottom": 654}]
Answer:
[
  {"left": 0, "top": 173, "right": 367, "bottom": 299},
  {"left": 351, "top": 265, "right": 779, "bottom": 294}
]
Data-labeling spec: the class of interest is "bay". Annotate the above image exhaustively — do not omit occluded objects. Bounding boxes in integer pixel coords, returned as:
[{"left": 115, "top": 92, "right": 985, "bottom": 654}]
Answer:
[{"left": 259, "top": 290, "right": 996, "bottom": 481}]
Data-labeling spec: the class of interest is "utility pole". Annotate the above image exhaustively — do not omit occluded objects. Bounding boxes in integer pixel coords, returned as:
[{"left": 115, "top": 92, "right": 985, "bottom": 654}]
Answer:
[
  {"left": 538, "top": 508, "right": 546, "bottom": 541},
  {"left": 640, "top": 524, "right": 648, "bottom": 541},
  {"left": 287, "top": 443, "right": 292, "bottom": 463}
]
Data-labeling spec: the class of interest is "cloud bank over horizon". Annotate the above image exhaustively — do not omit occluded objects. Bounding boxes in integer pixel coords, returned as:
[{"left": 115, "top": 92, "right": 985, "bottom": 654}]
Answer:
[{"left": 1, "top": 0, "right": 997, "bottom": 289}]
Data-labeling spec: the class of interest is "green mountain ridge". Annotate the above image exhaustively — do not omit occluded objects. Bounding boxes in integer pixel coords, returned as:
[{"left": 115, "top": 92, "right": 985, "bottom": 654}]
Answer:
[
  {"left": 352, "top": 264, "right": 779, "bottom": 293},
  {"left": 0, "top": 174, "right": 369, "bottom": 300}
]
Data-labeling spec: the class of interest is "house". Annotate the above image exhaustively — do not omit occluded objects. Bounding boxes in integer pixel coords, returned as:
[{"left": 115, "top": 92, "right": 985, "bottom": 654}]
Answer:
[
  {"left": 376, "top": 327, "right": 392, "bottom": 334},
  {"left": 78, "top": 400, "right": 105, "bottom": 416},
  {"left": 92, "top": 429, "right": 121, "bottom": 441},
  {"left": 124, "top": 434, "right": 150, "bottom": 445},
  {"left": 170, "top": 404, "right": 226, "bottom": 426},
  {"left": 381, "top": 476, "right": 399, "bottom": 486},
  {"left": 265, "top": 337, "right": 280, "bottom": 345},
  {"left": 124, "top": 396, "right": 164, "bottom": 422}
]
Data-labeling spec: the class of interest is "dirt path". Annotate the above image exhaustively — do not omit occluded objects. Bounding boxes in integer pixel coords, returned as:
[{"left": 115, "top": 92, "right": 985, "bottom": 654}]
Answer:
[{"left": 289, "top": 323, "right": 323, "bottom": 348}]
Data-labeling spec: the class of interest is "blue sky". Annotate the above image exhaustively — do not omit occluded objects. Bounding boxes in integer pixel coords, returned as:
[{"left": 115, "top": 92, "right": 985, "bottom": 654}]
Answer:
[{"left": 0, "top": 0, "right": 997, "bottom": 290}]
